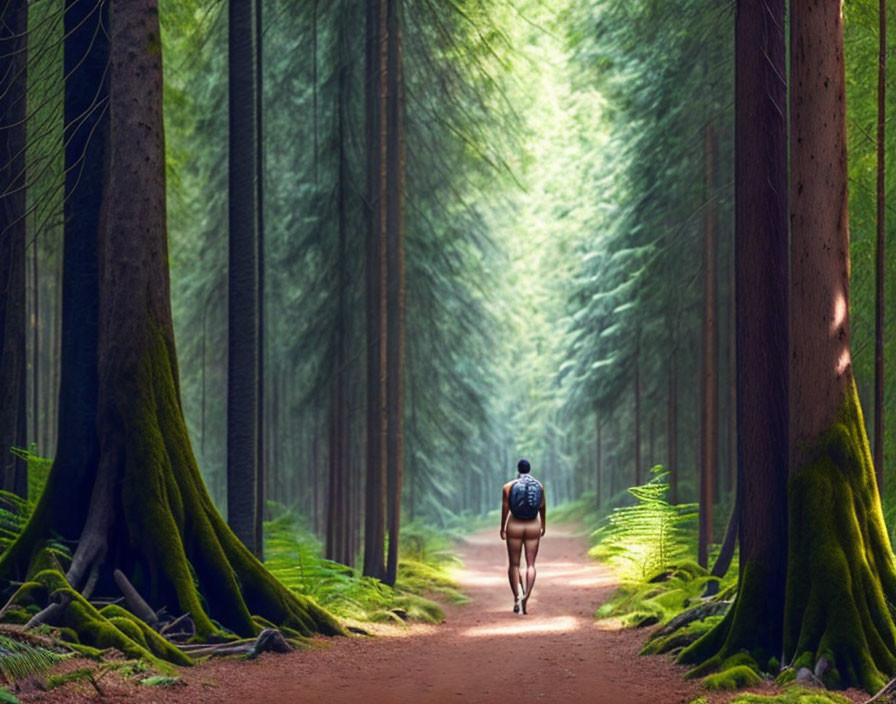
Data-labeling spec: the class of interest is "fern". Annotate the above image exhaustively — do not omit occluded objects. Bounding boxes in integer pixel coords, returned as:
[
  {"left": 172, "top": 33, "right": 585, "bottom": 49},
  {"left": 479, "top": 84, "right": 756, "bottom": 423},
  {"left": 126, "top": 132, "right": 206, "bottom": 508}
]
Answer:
[
  {"left": 0, "top": 634, "right": 65, "bottom": 684},
  {"left": 591, "top": 466, "right": 697, "bottom": 584},
  {"left": 264, "top": 504, "right": 463, "bottom": 622}
]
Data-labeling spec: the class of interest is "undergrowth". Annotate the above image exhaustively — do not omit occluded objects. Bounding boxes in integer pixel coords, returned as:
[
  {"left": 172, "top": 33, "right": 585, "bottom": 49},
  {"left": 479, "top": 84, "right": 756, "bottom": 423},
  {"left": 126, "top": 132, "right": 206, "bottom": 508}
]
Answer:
[
  {"left": 264, "top": 506, "right": 466, "bottom": 625},
  {"left": 576, "top": 467, "right": 738, "bottom": 630},
  {"left": 688, "top": 685, "right": 852, "bottom": 703}
]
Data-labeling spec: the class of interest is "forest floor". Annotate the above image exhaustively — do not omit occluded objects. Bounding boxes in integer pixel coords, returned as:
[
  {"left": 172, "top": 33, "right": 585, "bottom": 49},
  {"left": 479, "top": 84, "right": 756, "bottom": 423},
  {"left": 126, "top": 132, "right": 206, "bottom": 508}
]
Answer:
[{"left": 14, "top": 526, "right": 869, "bottom": 704}]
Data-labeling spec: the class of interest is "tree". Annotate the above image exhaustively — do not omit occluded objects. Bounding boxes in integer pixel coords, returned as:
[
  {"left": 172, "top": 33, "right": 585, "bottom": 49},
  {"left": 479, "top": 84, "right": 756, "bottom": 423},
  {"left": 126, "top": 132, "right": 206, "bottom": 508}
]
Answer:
[
  {"left": 0, "top": 0, "right": 28, "bottom": 498},
  {"left": 0, "top": 0, "right": 341, "bottom": 657},
  {"left": 873, "top": 0, "right": 886, "bottom": 487},
  {"left": 227, "top": 0, "right": 260, "bottom": 556},
  {"left": 680, "top": 0, "right": 788, "bottom": 671},
  {"left": 383, "top": 0, "right": 406, "bottom": 588},
  {"left": 363, "top": 0, "right": 388, "bottom": 581},
  {"left": 781, "top": 0, "right": 896, "bottom": 690},
  {"left": 698, "top": 123, "right": 718, "bottom": 569}
]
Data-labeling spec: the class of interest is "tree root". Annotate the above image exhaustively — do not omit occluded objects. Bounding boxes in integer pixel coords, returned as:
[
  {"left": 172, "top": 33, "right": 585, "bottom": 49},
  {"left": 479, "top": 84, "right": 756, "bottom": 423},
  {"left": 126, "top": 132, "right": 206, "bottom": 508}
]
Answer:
[{"left": 113, "top": 569, "right": 158, "bottom": 629}]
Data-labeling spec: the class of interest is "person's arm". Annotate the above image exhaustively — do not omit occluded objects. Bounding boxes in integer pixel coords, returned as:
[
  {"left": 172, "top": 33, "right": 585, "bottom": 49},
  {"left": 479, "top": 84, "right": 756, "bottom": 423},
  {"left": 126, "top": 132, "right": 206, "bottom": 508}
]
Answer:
[
  {"left": 539, "top": 489, "right": 546, "bottom": 537},
  {"left": 500, "top": 485, "right": 509, "bottom": 540}
]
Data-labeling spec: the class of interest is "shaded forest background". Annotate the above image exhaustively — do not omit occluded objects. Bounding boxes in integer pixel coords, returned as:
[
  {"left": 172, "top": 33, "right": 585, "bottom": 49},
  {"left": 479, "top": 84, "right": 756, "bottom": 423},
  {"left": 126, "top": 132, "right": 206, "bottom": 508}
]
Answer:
[{"left": 15, "top": 0, "right": 896, "bottom": 563}]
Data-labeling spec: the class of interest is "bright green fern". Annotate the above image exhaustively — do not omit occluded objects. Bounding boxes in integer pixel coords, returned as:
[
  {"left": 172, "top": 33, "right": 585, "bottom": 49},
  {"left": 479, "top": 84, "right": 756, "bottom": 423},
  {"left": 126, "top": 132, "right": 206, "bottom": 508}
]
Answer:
[
  {"left": 0, "top": 634, "right": 66, "bottom": 684},
  {"left": 591, "top": 466, "right": 698, "bottom": 583}
]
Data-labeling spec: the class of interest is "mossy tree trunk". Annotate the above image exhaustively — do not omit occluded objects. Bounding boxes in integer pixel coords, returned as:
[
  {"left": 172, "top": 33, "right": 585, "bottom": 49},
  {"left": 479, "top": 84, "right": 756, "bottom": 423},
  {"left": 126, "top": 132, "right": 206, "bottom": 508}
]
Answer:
[
  {"left": 780, "top": 0, "right": 896, "bottom": 692},
  {"left": 0, "top": 0, "right": 342, "bottom": 658},
  {"left": 0, "top": 0, "right": 29, "bottom": 498},
  {"left": 685, "top": 0, "right": 896, "bottom": 693},
  {"left": 679, "top": 0, "right": 788, "bottom": 674}
]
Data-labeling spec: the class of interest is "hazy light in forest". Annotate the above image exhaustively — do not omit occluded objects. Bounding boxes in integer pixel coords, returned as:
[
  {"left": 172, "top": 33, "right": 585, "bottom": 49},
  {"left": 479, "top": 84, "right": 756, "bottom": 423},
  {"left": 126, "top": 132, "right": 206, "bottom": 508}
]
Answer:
[
  {"left": 832, "top": 291, "right": 846, "bottom": 333},
  {"left": 461, "top": 616, "right": 580, "bottom": 637}
]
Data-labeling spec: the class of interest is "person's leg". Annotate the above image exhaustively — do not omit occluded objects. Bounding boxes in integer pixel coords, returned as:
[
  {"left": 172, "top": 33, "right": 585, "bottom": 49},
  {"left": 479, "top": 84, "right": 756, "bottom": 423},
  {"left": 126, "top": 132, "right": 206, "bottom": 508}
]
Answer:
[
  {"left": 521, "top": 520, "right": 541, "bottom": 614},
  {"left": 505, "top": 518, "right": 524, "bottom": 609}
]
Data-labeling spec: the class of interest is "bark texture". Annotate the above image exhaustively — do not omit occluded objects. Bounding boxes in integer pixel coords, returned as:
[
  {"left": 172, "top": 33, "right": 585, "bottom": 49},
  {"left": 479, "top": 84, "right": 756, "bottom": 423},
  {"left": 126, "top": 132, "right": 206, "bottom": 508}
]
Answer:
[
  {"left": 698, "top": 124, "right": 717, "bottom": 569},
  {"left": 227, "top": 0, "right": 259, "bottom": 555},
  {"left": 873, "top": 0, "right": 886, "bottom": 487},
  {"left": 0, "top": 0, "right": 28, "bottom": 497},
  {"left": 363, "top": 0, "right": 388, "bottom": 581},
  {"left": 0, "top": 0, "right": 342, "bottom": 661},
  {"left": 680, "top": 0, "right": 788, "bottom": 673},
  {"left": 384, "top": 0, "right": 405, "bottom": 588},
  {"left": 780, "top": 0, "right": 896, "bottom": 691}
]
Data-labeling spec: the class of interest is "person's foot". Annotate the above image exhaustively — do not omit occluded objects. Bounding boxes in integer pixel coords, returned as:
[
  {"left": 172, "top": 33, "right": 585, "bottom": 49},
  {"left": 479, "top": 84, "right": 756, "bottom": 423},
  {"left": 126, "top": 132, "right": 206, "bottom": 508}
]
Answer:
[
  {"left": 521, "top": 593, "right": 529, "bottom": 615},
  {"left": 513, "top": 595, "right": 521, "bottom": 613}
]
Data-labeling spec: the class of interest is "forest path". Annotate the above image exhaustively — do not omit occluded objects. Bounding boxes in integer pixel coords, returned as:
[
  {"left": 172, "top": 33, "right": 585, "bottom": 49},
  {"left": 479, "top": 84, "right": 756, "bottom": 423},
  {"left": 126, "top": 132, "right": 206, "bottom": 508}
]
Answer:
[{"left": 125, "top": 526, "right": 704, "bottom": 704}]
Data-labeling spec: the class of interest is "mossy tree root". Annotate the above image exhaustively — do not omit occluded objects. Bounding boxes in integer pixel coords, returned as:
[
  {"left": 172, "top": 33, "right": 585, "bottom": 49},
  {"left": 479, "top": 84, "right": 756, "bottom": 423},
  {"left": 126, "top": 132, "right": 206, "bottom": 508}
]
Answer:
[
  {"left": 678, "top": 559, "right": 782, "bottom": 676},
  {"left": 781, "top": 383, "right": 896, "bottom": 693},
  {"left": 0, "top": 328, "right": 343, "bottom": 661},
  {"left": 682, "top": 381, "right": 896, "bottom": 694}
]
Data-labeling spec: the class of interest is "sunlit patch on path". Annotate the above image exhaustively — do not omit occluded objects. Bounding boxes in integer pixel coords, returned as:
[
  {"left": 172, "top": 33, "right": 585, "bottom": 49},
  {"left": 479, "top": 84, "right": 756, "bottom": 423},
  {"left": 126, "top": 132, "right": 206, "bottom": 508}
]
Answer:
[{"left": 462, "top": 614, "right": 581, "bottom": 637}]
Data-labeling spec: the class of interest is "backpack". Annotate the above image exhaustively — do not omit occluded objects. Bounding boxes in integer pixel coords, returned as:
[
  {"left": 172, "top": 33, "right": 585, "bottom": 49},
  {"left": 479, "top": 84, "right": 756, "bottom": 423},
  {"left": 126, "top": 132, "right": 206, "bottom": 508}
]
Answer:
[{"left": 509, "top": 475, "right": 543, "bottom": 520}]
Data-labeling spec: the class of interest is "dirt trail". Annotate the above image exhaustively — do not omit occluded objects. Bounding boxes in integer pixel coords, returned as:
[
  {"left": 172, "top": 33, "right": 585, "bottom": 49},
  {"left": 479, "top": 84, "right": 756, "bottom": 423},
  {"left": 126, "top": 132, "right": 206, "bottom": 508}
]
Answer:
[{"left": 109, "top": 525, "right": 705, "bottom": 704}]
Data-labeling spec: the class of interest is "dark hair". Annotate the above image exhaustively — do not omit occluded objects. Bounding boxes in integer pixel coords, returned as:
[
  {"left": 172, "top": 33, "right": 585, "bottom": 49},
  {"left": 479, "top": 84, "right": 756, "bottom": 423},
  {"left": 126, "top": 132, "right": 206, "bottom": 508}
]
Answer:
[{"left": 517, "top": 459, "right": 530, "bottom": 474}]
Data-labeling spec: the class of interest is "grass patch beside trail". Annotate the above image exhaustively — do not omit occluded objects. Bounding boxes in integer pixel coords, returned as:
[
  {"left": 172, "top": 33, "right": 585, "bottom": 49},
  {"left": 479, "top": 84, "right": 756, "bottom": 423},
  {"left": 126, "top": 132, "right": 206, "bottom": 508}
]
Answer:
[{"left": 265, "top": 506, "right": 467, "bottom": 625}]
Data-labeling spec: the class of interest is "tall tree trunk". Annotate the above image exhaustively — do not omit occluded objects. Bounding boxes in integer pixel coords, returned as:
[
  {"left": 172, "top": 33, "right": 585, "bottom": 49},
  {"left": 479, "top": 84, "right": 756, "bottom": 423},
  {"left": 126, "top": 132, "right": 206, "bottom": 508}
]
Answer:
[
  {"left": 595, "top": 411, "right": 601, "bottom": 507},
  {"left": 634, "top": 330, "right": 641, "bottom": 487},
  {"left": 0, "top": 0, "right": 342, "bottom": 656},
  {"left": 227, "top": 0, "right": 259, "bottom": 555},
  {"left": 698, "top": 124, "right": 718, "bottom": 569},
  {"left": 667, "top": 320, "right": 678, "bottom": 504},
  {"left": 325, "top": 20, "right": 354, "bottom": 566},
  {"left": 779, "top": 0, "right": 896, "bottom": 691},
  {"left": 680, "top": 0, "right": 788, "bottom": 673},
  {"left": 45, "top": 0, "right": 108, "bottom": 536},
  {"left": 363, "top": 0, "right": 388, "bottom": 581},
  {"left": 873, "top": 0, "right": 886, "bottom": 488},
  {"left": 727, "top": 247, "right": 736, "bottom": 494},
  {"left": 0, "top": 0, "right": 28, "bottom": 497},
  {"left": 384, "top": 0, "right": 405, "bottom": 588},
  {"left": 30, "top": 239, "right": 37, "bottom": 452},
  {"left": 254, "top": 0, "right": 265, "bottom": 560}
]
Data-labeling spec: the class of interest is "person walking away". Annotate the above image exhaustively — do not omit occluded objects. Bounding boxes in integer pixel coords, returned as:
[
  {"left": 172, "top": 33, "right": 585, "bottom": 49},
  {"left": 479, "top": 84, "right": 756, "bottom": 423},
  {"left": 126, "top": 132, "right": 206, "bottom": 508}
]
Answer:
[{"left": 500, "top": 459, "right": 545, "bottom": 614}]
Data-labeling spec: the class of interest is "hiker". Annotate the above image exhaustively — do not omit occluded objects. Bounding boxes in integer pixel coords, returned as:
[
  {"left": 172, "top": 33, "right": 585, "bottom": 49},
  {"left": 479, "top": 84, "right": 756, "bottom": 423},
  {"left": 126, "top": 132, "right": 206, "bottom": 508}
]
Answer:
[{"left": 500, "top": 459, "right": 545, "bottom": 614}]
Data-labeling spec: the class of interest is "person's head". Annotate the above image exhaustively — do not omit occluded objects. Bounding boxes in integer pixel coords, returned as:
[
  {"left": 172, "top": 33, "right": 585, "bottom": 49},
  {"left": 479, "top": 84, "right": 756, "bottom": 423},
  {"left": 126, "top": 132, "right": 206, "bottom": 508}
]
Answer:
[{"left": 517, "top": 459, "right": 530, "bottom": 474}]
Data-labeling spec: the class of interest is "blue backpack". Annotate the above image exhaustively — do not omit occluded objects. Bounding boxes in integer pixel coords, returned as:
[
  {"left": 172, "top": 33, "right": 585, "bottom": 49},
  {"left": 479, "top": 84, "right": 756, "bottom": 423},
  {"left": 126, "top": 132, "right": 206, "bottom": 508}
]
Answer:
[{"left": 509, "top": 475, "right": 543, "bottom": 520}]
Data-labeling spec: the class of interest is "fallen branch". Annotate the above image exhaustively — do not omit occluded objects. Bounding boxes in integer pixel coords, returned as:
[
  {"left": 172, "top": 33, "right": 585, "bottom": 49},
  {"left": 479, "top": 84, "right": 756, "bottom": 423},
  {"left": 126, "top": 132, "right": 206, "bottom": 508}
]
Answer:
[
  {"left": 863, "top": 677, "right": 896, "bottom": 704},
  {"left": 160, "top": 612, "right": 192, "bottom": 636},
  {"left": 113, "top": 569, "right": 159, "bottom": 629}
]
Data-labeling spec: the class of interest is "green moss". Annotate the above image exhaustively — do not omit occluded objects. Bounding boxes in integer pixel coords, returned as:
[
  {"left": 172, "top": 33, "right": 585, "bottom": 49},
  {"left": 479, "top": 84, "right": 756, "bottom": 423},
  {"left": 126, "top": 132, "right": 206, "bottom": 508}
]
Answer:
[
  {"left": 775, "top": 669, "right": 797, "bottom": 686},
  {"left": 25, "top": 548, "right": 71, "bottom": 581},
  {"left": 60, "top": 642, "right": 105, "bottom": 660},
  {"left": 31, "top": 569, "right": 187, "bottom": 671},
  {"left": 0, "top": 328, "right": 344, "bottom": 649},
  {"left": 701, "top": 665, "right": 762, "bottom": 691},
  {"left": 725, "top": 686, "right": 852, "bottom": 703},
  {"left": 782, "top": 378, "right": 896, "bottom": 693},
  {"left": 642, "top": 615, "right": 724, "bottom": 656},
  {"left": 54, "top": 627, "right": 79, "bottom": 644},
  {"left": 98, "top": 605, "right": 190, "bottom": 665},
  {"left": 0, "top": 609, "right": 30, "bottom": 626},
  {"left": 2, "top": 580, "right": 46, "bottom": 611}
]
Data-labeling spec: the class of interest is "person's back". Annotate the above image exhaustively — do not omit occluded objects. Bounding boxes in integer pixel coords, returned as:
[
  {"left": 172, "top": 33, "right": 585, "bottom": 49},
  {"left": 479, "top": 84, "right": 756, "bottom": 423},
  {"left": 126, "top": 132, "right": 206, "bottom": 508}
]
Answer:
[{"left": 500, "top": 459, "right": 546, "bottom": 614}]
